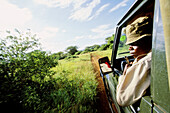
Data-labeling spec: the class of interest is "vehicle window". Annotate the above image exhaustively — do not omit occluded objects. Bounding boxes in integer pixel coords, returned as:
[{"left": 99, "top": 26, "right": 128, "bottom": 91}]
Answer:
[{"left": 116, "top": 27, "right": 130, "bottom": 58}]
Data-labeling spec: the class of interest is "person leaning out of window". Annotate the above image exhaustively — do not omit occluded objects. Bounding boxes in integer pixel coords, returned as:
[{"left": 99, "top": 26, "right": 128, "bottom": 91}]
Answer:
[{"left": 116, "top": 16, "right": 153, "bottom": 106}]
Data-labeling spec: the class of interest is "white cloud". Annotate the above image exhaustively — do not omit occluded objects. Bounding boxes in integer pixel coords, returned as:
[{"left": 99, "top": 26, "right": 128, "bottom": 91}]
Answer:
[
  {"left": 37, "top": 27, "right": 59, "bottom": 39},
  {"left": 34, "top": 0, "right": 103, "bottom": 21},
  {"left": 90, "top": 24, "right": 115, "bottom": 39},
  {"left": 41, "top": 41, "right": 65, "bottom": 53},
  {"left": 69, "top": 7, "right": 92, "bottom": 21},
  {"left": 75, "top": 36, "right": 85, "bottom": 40},
  {"left": 33, "top": 0, "right": 73, "bottom": 8},
  {"left": 88, "top": 3, "right": 109, "bottom": 20},
  {"left": 0, "top": 0, "right": 32, "bottom": 30},
  {"left": 91, "top": 24, "right": 115, "bottom": 38},
  {"left": 109, "top": 0, "right": 128, "bottom": 12},
  {"left": 96, "top": 4, "right": 109, "bottom": 14},
  {"left": 73, "top": 24, "right": 115, "bottom": 50},
  {"left": 72, "top": 0, "right": 89, "bottom": 10},
  {"left": 69, "top": 0, "right": 100, "bottom": 21},
  {"left": 74, "top": 24, "right": 115, "bottom": 41},
  {"left": 62, "top": 30, "right": 66, "bottom": 33},
  {"left": 91, "top": 24, "right": 111, "bottom": 33},
  {"left": 34, "top": 0, "right": 88, "bottom": 9},
  {"left": 35, "top": 26, "right": 67, "bottom": 53},
  {"left": 33, "top": 0, "right": 90, "bottom": 21}
]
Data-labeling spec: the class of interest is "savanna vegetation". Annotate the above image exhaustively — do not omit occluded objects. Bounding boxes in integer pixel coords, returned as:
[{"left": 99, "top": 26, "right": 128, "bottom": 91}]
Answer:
[
  {"left": 52, "top": 34, "right": 115, "bottom": 60},
  {"left": 1, "top": 29, "right": 129, "bottom": 112},
  {"left": 51, "top": 54, "right": 98, "bottom": 113},
  {"left": 0, "top": 30, "right": 113, "bottom": 113},
  {"left": 0, "top": 30, "right": 59, "bottom": 112}
]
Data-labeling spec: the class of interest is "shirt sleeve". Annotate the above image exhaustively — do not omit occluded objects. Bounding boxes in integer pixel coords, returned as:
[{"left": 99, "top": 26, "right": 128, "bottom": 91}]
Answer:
[{"left": 116, "top": 59, "right": 151, "bottom": 106}]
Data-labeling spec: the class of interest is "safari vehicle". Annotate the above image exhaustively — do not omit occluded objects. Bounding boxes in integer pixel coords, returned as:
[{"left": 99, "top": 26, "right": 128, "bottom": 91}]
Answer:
[{"left": 98, "top": 0, "right": 170, "bottom": 112}]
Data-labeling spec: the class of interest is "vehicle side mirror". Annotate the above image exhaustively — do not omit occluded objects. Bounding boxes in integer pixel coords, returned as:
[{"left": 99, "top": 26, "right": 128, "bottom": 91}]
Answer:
[{"left": 98, "top": 57, "right": 112, "bottom": 75}]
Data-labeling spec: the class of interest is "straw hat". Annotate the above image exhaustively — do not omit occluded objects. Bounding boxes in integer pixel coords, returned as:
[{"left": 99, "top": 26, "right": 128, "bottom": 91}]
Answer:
[{"left": 125, "top": 16, "right": 152, "bottom": 45}]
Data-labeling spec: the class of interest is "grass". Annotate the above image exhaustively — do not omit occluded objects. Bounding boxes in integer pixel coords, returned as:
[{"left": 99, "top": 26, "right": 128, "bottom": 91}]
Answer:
[
  {"left": 49, "top": 47, "right": 129, "bottom": 112},
  {"left": 53, "top": 53, "right": 95, "bottom": 80},
  {"left": 51, "top": 53, "right": 98, "bottom": 113},
  {"left": 92, "top": 49, "right": 112, "bottom": 60}
]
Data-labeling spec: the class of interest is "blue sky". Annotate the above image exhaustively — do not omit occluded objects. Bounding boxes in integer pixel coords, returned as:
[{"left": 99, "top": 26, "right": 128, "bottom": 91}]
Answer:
[{"left": 0, "top": 0, "right": 134, "bottom": 53}]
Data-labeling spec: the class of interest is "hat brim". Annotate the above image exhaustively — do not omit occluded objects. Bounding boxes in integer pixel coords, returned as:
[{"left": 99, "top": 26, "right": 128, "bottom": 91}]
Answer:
[{"left": 126, "top": 34, "right": 151, "bottom": 45}]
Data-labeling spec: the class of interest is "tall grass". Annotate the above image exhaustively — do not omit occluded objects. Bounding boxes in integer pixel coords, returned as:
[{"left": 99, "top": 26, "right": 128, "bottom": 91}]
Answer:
[
  {"left": 92, "top": 49, "right": 112, "bottom": 60},
  {"left": 51, "top": 53, "right": 98, "bottom": 113},
  {"left": 49, "top": 48, "right": 128, "bottom": 112}
]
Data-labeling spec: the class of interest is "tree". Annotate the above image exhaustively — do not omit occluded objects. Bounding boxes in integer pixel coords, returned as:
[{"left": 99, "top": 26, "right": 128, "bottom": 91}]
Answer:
[
  {"left": 98, "top": 44, "right": 110, "bottom": 51},
  {"left": 93, "top": 44, "right": 100, "bottom": 51},
  {"left": 0, "top": 30, "right": 58, "bottom": 112},
  {"left": 83, "top": 44, "right": 100, "bottom": 53},
  {"left": 50, "top": 51, "right": 66, "bottom": 60},
  {"left": 75, "top": 51, "right": 82, "bottom": 55},
  {"left": 84, "top": 46, "right": 92, "bottom": 52},
  {"left": 65, "top": 46, "right": 78, "bottom": 55},
  {"left": 105, "top": 34, "right": 114, "bottom": 45}
]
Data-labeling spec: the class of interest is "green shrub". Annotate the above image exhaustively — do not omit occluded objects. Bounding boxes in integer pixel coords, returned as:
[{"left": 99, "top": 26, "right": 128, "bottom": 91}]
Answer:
[
  {"left": 0, "top": 30, "right": 97, "bottom": 113},
  {"left": 81, "top": 51, "right": 88, "bottom": 54},
  {"left": 0, "top": 30, "right": 58, "bottom": 112},
  {"left": 109, "top": 43, "right": 113, "bottom": 49},
  {"left": 75, "top": 51, "right": 82, "bottom": 55},
  {"left": 98, "top": 44, "right": 109, "bottom": 51},
  {"left": 66, "top": 55, "right": 79, "bottom": 60}
]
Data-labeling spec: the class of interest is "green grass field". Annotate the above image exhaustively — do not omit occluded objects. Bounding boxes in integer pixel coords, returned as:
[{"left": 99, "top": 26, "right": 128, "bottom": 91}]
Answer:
[
  {"left": 51, "top": 53, "right": 98, "bottom": 112},
  {"left": 50, "top": 47, "right": 128, "bottom": 112},
  {"left": 92, "top": 49, "right": 112, "bottom": 59}
]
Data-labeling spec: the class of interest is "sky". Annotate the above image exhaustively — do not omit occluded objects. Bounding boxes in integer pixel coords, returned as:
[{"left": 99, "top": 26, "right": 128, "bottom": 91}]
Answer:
[{"left": 0, "top": 0, "right": 134, "bottom": 53}]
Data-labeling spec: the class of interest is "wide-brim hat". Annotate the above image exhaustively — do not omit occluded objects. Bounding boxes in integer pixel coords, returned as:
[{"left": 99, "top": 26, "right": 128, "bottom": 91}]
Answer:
[{"left": 125, "top": 16, "right": 152, "bottom": 45}]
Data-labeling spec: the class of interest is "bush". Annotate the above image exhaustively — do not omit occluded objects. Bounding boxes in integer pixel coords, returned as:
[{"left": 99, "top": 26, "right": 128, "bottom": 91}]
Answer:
[
  {"left": 0, "top": 30, "right": 58, "bottom": 112},
  {"left": 65, "top": 46, "right": 78, "bottom": 55},
  {"left": 93, "top": 45, "right": 100, "bottom": 51},
  {"left": 66, "top": 55, "right": 79, "bottom": 60},
  {"left": 98, "top": 44, "right": 110, "bottom": 51},
  {"left": 81, "top": 51, "right": 88, "bottom": 54},
  {"left": 109, "top": 43, "right": 113, "bottom": 49},
  {"left": 50, "top": 52, "right": 67, "bottom": 60},
  {"left": 0, "top": 30, "right": 97, "bottom": 113},
  {"left": 75, "top": 51, "right": 82, "bottom": 55}
]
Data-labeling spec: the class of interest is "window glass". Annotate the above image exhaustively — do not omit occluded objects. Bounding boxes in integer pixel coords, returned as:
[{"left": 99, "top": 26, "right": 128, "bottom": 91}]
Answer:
[{"left": 116, "top": 27, "right": 130, "bottom": 58}]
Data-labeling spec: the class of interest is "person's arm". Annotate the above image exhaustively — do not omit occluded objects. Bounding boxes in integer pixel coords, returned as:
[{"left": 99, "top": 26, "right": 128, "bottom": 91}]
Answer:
[{"left": 116, "top": 60, "right": 151, "bottom": 106}]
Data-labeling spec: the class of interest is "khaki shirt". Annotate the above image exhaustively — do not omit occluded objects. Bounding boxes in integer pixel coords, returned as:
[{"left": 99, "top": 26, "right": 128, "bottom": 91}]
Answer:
[{"left": 116, "top": 52, "right": 152, "bottom": 106}]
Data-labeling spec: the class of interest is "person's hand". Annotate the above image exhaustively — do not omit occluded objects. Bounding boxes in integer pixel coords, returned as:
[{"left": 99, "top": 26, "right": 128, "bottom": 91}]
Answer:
[
  {"left": 123, "top": 64, "right": 128, "bottom": 75},
  {"left": 123, "top": 62, "right": 132, "bottom": 75}
]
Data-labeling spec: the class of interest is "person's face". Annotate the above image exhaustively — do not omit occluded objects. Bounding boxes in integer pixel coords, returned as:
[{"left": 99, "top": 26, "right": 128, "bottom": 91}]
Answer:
[{"left": 129, "top": 42, "right": 146, "bottom": 58}]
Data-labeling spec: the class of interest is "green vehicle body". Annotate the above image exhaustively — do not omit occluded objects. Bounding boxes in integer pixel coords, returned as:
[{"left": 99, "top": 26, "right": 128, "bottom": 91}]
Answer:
[{"left": 98, "top": 0, "right": 170, "bottom": 112}]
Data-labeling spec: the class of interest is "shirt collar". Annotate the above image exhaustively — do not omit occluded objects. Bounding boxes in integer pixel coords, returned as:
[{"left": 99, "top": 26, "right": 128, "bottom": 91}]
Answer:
[{"left": 133, "top": 51, "right": 152, "bottom": 64}]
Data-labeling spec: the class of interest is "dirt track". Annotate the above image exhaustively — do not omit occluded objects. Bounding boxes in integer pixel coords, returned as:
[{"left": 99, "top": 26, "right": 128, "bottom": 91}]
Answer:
[{"left": 90, "top": 53, "right": 112, "bottom": 113}]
